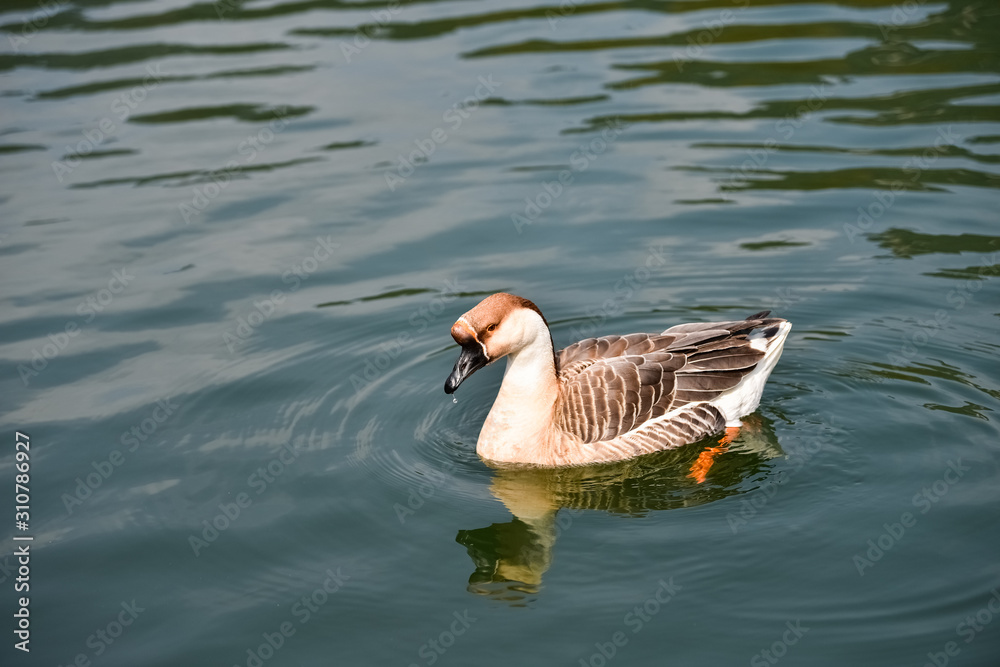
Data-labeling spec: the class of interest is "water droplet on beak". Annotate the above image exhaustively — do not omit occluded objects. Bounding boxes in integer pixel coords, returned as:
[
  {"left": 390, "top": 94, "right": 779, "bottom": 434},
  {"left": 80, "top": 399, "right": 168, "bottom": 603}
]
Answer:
[{"left": 452, "top": 396, "right": 458, "bottom": 404}]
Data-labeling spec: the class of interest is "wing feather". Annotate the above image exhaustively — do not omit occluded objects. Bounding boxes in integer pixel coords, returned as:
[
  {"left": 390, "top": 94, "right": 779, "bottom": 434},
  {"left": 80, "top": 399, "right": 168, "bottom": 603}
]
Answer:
[
  {"left": 555, "top": 315, "right": 787, "bottom": 443},
  {"left": 669, "top": 315, "right": 787, "bottom": 406}
]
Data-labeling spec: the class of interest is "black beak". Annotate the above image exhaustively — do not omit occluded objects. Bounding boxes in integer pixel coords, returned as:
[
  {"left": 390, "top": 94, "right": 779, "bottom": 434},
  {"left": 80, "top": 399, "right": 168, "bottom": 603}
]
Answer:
[{"left": 444, "top": 344, "right": 489, "bottom": 394}]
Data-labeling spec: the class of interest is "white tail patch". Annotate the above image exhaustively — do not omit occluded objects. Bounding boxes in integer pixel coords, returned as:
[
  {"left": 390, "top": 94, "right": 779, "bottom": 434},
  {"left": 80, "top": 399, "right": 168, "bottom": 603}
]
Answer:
[
  {"left": 748, "top": 328, "right": 769, "bottom": 352},
  {"left": 711, "top": 321, "right": 791, "bottom": 427}
]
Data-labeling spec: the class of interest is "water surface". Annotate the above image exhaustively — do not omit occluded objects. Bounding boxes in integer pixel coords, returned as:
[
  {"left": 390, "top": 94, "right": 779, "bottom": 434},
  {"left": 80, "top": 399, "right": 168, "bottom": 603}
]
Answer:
[{"left": 1, "top": 0, "right": 999, "bottom": 665}]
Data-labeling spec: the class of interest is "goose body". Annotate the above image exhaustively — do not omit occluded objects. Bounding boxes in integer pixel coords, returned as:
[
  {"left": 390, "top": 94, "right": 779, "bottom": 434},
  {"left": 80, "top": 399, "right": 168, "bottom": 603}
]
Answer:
[{"left": 444, "top": 293, "right": 791, "bottom": 467}]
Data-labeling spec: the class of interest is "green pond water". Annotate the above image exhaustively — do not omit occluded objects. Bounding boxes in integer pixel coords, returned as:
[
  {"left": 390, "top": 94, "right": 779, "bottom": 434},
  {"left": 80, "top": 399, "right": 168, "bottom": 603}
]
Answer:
[{"left": 1, "top": 0, "right": 999, "bottom": 665}]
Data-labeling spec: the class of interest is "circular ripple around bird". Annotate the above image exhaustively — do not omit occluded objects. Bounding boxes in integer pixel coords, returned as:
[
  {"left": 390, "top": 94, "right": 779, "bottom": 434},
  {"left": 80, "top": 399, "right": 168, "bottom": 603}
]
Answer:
[{"left": 336, "top": 342, "right": 498, "bottom": 508}]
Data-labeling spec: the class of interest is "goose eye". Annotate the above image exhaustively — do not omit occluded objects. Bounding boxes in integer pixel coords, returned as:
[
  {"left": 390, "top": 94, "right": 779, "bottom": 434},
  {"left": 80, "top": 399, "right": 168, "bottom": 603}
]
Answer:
[{"left": 487, "top": 324, "right": 497, "bottom": 332}]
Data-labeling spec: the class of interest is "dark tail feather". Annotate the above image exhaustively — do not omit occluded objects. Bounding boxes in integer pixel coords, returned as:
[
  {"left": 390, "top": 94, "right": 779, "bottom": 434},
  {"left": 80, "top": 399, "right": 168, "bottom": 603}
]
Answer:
[{"left": 746, "top": 310, "right": 771, "bottom": 320}]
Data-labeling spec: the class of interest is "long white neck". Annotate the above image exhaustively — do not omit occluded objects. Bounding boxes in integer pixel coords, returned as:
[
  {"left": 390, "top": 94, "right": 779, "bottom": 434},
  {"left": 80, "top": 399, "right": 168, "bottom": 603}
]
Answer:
[
  {"left": 477, "top": 312, "right": 560, "bottom": 463},
  {"left": 501, "top": 332, "right": 556, "bottom": 395}
]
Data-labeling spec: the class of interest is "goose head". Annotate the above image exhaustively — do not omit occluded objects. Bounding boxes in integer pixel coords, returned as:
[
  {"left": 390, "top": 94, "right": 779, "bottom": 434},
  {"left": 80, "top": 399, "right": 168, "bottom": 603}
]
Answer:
[{"left": 444, "top": 293, "right": 549, "bottom": 394}]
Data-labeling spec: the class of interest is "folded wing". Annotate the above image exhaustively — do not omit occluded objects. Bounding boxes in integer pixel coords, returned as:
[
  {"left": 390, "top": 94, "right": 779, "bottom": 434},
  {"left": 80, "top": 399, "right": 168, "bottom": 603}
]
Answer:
[{"left": 555, "top": 314, "right": 785, "bottom": 443}]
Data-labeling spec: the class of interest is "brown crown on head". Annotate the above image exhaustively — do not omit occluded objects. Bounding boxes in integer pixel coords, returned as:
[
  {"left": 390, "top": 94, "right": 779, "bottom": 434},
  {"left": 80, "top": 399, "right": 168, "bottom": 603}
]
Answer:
[{"left": 459, "top": 293, "right": 547, "bottom": 334}]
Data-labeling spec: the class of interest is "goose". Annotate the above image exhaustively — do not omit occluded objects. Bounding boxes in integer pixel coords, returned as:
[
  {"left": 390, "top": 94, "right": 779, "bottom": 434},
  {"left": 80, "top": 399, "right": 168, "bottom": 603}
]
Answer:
[{"left": 444, "top": 293, "right": 791, "bottom": 468}]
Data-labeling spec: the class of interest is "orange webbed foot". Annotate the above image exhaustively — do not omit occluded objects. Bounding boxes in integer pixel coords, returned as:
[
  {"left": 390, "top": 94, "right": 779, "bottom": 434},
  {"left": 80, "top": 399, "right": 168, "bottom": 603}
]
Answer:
[{"left": 688, "top": 427, "right": 740, "bottom": 484}]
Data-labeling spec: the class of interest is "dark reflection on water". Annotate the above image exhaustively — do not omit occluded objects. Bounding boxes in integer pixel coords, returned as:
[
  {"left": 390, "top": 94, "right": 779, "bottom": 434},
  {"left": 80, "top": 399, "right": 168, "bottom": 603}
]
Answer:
[
  {"left": 457, "top": 415, "right": 783, "bottom": 601},
  {"left": 870, "top": 228, "right": 1000, "bottom": 257}
]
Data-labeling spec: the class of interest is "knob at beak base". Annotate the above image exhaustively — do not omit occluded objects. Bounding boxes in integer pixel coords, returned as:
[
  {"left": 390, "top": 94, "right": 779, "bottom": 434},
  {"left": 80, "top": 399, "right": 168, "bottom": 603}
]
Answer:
[{"left": 444, "top": 345, "right": 489, "bottom": 394}]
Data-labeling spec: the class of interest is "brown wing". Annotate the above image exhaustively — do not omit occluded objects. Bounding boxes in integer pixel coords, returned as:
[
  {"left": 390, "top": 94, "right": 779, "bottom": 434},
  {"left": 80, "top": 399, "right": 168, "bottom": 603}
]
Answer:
[
  {"left": 665, "top": 316, "right": 785, "bottom": 406},
  {"left": 558, "top": 333, "right": 666, "bottom": 376},
  {"left": 556, "top": 333, "right": 688, "bottom": 443},
  {"left": 555, "top": 315, "right": 786, "bottom": 443},
  {"left": 612, "top": 403, "right": 727, "bottom": 455}
]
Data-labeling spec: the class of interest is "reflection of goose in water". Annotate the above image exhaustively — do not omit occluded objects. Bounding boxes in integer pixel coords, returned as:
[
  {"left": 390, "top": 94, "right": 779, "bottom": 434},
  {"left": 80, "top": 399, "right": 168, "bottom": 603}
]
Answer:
[{"left": 456, "top": 413, "right": 784, "bottom": 602}]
